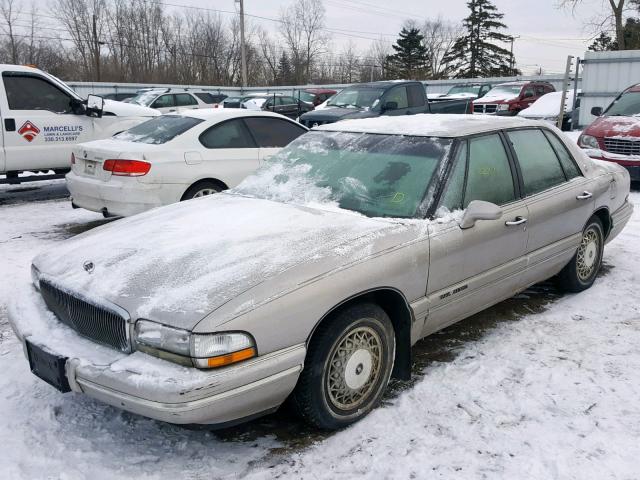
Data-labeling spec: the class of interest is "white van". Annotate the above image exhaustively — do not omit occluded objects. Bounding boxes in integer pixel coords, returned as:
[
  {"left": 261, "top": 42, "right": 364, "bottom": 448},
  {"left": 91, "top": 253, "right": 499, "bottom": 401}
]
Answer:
[{"left": 0, "top": 64, "right": 159, "bottom": 182}]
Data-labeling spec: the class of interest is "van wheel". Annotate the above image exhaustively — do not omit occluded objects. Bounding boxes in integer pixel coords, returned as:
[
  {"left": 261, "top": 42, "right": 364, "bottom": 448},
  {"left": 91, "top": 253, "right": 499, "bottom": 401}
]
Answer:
[
  {"left": 292, "top": 302, "right": 395, "bottom": 430},
  {"left": 181, "top": 181, "right": 224, "bottom": 200},
  {"left": 556, "top": 216, "right": 604, "bottom": 292}
]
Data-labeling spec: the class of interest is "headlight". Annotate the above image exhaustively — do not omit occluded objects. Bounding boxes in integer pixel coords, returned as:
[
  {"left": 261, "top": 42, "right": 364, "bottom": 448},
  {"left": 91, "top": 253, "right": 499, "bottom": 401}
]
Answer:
[
  {"left": 31, "top": 264, "right": 41, "bottom": 291},
  {"left": 134, "top": 319, "right": 256, "bottom": 369},
  {"left": 497, "top": 104, "right": 509, "bottom": 111},
  {"left": 579, "top": 134, "right": 599, "bottom": 149}
]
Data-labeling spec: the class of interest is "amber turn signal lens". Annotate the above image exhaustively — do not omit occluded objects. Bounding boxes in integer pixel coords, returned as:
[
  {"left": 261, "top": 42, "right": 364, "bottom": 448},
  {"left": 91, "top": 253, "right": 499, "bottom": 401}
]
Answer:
[{"left": 206, "top": 347, "right": 256, "bottom": 368}]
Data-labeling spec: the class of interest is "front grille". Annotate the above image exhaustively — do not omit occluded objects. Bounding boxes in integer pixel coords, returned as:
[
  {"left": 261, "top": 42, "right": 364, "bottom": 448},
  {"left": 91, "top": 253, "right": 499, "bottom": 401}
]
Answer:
[
  {"left": 473, "top": 104, "right": 497, "bottom": 114},
  {"left": 40, "top": 280, "right": 130, "bottom": 352},
  {"left": 604, "top": 137, "right": 640, "bottom": 156}
]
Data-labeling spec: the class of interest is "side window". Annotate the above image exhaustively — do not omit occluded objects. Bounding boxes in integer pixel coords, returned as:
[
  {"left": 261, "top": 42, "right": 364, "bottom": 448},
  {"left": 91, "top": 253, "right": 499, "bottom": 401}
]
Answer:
[
  {"left": 543, "top": 130, "right": 582, "bottom": 179},
  {"left": 439, "top": 141, "right": 467, "bottom": 212},
  {"left": 384, "top": 86, "right": 409, "bottom": 109},
  {"left": 151, "top": 94, "right": 175, "bottom": 108},
  {"left": 3, "top": 74, "right": 73, "bottom": 112},
  {"left": 175, "top": 93, "right": 198, "bottom": 106},
  {"left": 194, "top": 92, "right": 215, "bottom": 104},
  {"left": 523, "top": 87, "right": 535, "bottom": 98},
  {"left": 507, "top": 129, "right": 567, "bottom": 195},
  {"left": 199, "top": 118, "right": 257, "bottom": 149},
  {"left": 244, "top": 117, "right": 306, "bottom": 147},
  {"left": 278, "top": 96, "right": 296, "bottom": 105},
  {"left": 535, "top": 86, "right": 545, "bottom": 96},
  {"left": 464, "top": 134, "right": 515, "bottom": 207},
  {"left": 407, "top": 84, "right": 425, "bottom": 107}
]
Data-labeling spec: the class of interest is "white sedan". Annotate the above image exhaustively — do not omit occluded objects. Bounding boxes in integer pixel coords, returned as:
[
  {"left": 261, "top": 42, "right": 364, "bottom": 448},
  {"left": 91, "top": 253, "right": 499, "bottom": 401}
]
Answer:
[{"left": 66, "top": 110, "right": 308, "bottom": 217}]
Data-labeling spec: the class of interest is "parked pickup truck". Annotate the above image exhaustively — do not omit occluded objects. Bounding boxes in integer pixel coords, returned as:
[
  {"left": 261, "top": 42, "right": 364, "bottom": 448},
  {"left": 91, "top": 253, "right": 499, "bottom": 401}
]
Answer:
[
  {"left": 0, "top": 64, "right": 159, "bottom": 183},
  {"left": 298, "top": 80, "right": 471, "bottom": 128}
]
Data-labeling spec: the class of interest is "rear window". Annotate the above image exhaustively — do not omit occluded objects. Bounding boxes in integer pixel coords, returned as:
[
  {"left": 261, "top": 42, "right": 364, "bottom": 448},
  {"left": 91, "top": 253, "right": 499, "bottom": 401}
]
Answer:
[
  {"left": 195, "top": 92, "right": 226, "bottom": 104},
  {"left": 114, "top": 115, "right": 203, "bottom": 145}
]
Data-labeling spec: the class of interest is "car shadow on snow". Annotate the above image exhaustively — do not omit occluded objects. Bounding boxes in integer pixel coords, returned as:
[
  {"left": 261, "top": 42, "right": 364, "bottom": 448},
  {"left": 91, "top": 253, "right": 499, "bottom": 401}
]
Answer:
[
  {"left": 0, "top": 179, "right": 70, "bottom": 206},
  {"left": 209, "top": 262, "right": 613, "bottom": 456}
]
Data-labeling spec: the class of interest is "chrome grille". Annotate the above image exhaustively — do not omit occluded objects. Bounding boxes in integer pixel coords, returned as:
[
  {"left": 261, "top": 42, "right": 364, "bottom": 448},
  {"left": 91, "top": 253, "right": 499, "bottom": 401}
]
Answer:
[
  {"left": 473, "top": 104, "right": 497, "bottom": 114},
  {"left": 604, "top": 137, "right": 640, "bottom": 156},
  {"left": 40, "top": 280, "right": 130, "bottom": 352}
]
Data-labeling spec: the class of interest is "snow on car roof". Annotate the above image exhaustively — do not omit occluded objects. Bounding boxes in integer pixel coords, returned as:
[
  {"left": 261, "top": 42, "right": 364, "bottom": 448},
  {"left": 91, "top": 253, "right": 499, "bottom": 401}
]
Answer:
[
  {"left": 177, "top": 109, "right": 292, "bottom": 122},
  {"left": 315, "top": 113, "right": 541, "bottom": 137}
]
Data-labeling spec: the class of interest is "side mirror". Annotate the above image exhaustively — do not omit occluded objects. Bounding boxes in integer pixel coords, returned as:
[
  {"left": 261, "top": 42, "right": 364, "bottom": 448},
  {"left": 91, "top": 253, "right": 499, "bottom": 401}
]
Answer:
[
  {"left": 86, "top": 94, "right": 104, "bottom": 118},
  {"left": 591, "top": 106, "right": 603, "bottom": 117},
  {"left": 459, "top": 200, "right": 503, "bottom": 229},
  {"left": 382, "top": 101, "right": 398, "bottom": 111}
]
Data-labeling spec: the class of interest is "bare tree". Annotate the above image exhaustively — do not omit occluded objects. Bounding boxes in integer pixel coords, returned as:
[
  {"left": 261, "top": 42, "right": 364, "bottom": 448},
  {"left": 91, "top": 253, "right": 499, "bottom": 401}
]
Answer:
[
  {"left": 0, "top": 0, "right": 23, "bottom": 64},
  {"left": 421, "top": 17, "right": 461, "bottom": 79},
  {"left": 561, "top": 0, "right": 627, "bottom": 49},
  {"left": 279, "top": 0, "right": 328, "bottom": 83}
]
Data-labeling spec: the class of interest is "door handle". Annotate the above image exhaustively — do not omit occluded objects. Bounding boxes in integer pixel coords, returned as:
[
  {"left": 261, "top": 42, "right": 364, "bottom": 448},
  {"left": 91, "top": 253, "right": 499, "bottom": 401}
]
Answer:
[
  {"left": 505, "top": 216, "right": 527, "bottom": 226},
  {"left": 4, "top": 118, "right": 15, "bottom": 131},
  {"left": 576, "top": 191, "right": 593, "bottom": 200}
]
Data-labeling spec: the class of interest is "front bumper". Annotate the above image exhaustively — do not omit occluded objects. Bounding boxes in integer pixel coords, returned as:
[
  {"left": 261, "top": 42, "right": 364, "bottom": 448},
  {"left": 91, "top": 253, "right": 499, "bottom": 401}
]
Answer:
[
  {"left": 8, "top": 286, "right": 305, "bottom": 425},
  {"left": 65, "top": 171, "right": 183, "bottom": 217}
]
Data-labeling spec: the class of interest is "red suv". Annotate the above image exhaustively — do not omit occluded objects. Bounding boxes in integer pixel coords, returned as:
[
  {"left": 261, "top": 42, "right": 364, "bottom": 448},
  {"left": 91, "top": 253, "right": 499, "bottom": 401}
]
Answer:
[
  {"left": 579, "top": 84, "right": 640, "bottom": 181},
  {"left": 472, "top": 81, "right": 555, "bottom": 116}
]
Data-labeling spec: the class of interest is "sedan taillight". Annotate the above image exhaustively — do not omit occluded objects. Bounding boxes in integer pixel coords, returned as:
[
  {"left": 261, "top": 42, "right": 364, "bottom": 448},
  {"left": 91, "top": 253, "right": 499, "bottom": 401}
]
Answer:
[{"left": 103, "top": 159, "right": 151, "bottom": 176}]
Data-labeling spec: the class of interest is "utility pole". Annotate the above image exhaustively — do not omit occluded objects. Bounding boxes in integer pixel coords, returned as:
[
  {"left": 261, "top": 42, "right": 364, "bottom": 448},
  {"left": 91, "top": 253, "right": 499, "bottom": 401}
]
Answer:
[
  {"left": 557, "top": 55, "right": 574, "bottom": 130},
  {"left": 509, "top": 35, "right": 519, "bottom": 77},
  {"left": 92, "top": 14, "right": 101, "bottom": 82},
  {"left": 237, "top": 0, "right": 248, "bottom": 89}
]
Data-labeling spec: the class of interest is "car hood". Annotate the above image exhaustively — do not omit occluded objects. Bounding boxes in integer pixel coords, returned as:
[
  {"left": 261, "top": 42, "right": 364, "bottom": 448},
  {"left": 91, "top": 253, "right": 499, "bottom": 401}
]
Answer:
[
  {"left": 584, "top": 115, "right": 640, "bottom": 139},
  {"left": 33, "top": 194, "right": 414, "bottom": 330},
  {"left": 103, "top": 99, "right": 160, "bottom": 117},
  {"left": 300, "top": 107, "right": 378, "bottom": 124}
]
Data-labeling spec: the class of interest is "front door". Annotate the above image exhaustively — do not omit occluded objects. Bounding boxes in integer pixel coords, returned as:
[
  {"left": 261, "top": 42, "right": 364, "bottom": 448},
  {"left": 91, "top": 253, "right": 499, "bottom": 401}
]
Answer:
[
  {"left": 424, "top": 134, "right": 529, "bottom": 335},
  {"left": 1, "top": 71, "right": 94, "bottom": 173}
]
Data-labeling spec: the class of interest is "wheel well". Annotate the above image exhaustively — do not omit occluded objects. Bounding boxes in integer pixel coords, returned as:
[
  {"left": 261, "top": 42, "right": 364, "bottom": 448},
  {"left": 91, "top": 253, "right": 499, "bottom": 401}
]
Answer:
[
  {"left": 181, "top": 178, "right": 229, "bottom": 200},
  {"left": 309, "top": 289, "right": 413, "bottom": 381},
  {"left": 592, "top": 208, "right": 612, "bottom": 239}
]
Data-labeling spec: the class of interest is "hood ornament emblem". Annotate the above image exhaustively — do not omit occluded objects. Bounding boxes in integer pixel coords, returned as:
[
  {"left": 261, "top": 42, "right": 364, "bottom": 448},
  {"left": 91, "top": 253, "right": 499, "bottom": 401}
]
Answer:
[{"left": 83, "top": 261, "right": 95, "bottom": 273}]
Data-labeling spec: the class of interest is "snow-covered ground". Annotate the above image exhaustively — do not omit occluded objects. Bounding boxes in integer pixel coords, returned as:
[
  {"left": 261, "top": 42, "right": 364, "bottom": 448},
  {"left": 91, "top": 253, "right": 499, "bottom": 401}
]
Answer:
[{"left": 1, "top": 180, "right": 639, "bottom": 479}]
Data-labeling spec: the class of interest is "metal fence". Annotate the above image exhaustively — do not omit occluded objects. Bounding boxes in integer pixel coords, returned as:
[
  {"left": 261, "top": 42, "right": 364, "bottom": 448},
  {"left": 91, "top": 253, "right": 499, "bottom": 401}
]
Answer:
[
  {"left": 578, "top": 50, "right": 640, "bottom": 127},
  {"left": 67, "top": 74, "right": 578, "bottom": 99}
]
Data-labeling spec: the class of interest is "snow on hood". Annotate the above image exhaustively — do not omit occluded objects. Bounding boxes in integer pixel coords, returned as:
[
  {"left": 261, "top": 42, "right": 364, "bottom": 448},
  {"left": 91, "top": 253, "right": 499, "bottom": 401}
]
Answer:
[
  {"left": 585, "top": 115, "right": 640, "bottom": 138},
  {"left": 474, "top": 93, "right": 518, "bottom": 103},
  {"left": 32, "top": 194, "right": 403, "bottom": 330},
  {"left": 518, "top": 91, "right": 576, "bottom": 118},
  {"left": 103, "top": 99, "right": 160, "bottom": 117}
]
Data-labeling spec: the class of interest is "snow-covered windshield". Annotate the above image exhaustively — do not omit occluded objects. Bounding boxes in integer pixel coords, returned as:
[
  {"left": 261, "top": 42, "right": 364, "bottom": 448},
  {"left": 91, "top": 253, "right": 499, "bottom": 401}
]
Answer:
[
  {"left": 128, "top": 91, "right": 161, "bottom": 107},
  {"left": 114, "top": 115, "right": 203, "bottom": 144},
  {"left": 327, "top": 87, "right": 385, "bottom": 109},
  {"left": 605, "top": 91, "right": 640, "bottom": 116},
  {"left": 234, "top": 131, "right": 452, "bottom": 218},
  {"left": 447, "top": 85, "right": 481, "bottom": 96},
  {"left": 485, "top": 85, "right": 522, "bottom": 97}
]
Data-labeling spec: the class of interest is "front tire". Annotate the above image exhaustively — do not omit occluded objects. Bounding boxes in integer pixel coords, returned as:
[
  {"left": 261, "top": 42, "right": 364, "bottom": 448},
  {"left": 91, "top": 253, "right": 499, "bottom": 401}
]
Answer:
[
  {"left": 556, "top": 216, "right": 604, "bottom": 292},
  {"left": 292, "top": 302, "right": 395, "bottom": 430}
]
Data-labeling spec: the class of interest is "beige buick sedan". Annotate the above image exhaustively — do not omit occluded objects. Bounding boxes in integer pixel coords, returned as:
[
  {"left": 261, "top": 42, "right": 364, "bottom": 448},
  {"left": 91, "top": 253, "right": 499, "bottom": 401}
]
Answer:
[{"left": 10, "top": 115, "right": 633, "bottom": 430}]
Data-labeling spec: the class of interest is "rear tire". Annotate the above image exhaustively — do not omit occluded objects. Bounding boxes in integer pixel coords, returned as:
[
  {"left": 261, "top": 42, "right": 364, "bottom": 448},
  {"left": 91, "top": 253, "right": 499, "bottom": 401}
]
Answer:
[
  {"left": 291, "top": 302, "right": 395, "bottom": 430},
  {"left": 181, "top": 180, "right": 224, "bottom": 200},
  {"left": 556, "top": 216, "right": 604, "bottom": 292}
]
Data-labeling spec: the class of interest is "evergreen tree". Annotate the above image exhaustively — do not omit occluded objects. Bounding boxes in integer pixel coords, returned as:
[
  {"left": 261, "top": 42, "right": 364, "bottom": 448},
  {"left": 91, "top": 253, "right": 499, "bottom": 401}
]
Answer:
[
  {"left": 443, "top": 0, "right": 514, "bottom": 78},
  {"left": 589, "top": 19, "right": 640, "bottom": 51},
  {"left": 589, "top": 32, "right": 617, "bottom": 51},
  {"left": 386, "top": 27, "right": 429, "bottom": 79},
  {"left": 277, "top": 52, "right": 293, "bottom": 85}
]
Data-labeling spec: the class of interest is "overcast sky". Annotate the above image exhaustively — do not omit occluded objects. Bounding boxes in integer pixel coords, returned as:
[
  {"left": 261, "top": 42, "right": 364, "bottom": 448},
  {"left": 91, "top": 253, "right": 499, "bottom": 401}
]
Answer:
[{"left": 174, "top": 0, "right": 607, "bottom": 75}]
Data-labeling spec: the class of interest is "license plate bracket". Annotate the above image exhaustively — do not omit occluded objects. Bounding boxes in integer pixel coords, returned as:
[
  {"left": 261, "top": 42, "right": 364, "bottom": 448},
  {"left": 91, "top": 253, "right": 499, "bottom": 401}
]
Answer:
[
  {"left": 84, "top": 160, "right": 97, "bottom": 175},
  {"left": 26, "top": 340, "right": 71, "bottom": 393}
]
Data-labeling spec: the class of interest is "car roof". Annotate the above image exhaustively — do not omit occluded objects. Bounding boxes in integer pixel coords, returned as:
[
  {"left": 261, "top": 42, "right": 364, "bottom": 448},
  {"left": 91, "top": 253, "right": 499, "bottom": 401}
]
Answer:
[
  {"left": 176, "top": 109, "right": 302, "bottom": 122},
  {"left": 314, "top": 113, "right": 544, "bottom": 138},
  {"left": 304, "top": 88, "right": 337, "bottom": 94}
]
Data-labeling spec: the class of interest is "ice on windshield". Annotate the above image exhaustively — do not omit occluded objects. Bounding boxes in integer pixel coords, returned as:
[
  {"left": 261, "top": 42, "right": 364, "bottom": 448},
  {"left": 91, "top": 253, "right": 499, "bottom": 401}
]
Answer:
[
  {"left": 115, "top": 115, "right": 203, "bottom": 144},
  {"left": 128, "top": 91, "right": 161, "bottom": 107},
  {"left": 605, "top": 91, "right": 640, "bottom": 117},
  {"left": 234, "top": 131, "right": 452, "bottom": 218},
  {"left": 327, "top": 88, "right": 384, "bottom": 109}
]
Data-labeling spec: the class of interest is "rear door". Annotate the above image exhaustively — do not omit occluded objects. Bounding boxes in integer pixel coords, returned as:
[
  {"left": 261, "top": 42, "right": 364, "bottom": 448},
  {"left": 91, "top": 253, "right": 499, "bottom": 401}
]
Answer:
[
  {"left": 175, "top": 93, "right": 199, "bottom": 111},
  {"left": 277, "top": 96, "right": 300, "bottom": 118},
  {"left": 505, "top": 128, "right": 594, "bottom": 286},
  {"left": 1, "top": 71, "right": 95, "bottom": 172},
  {"left": 198, "top": 118, "right": 260, "bottom": 187},
  {"left": 425, "top": 134, "right": 529, "bottom": 334},
  {"left": 243, "top": 117, "right": 307, "bottom": 162}
]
